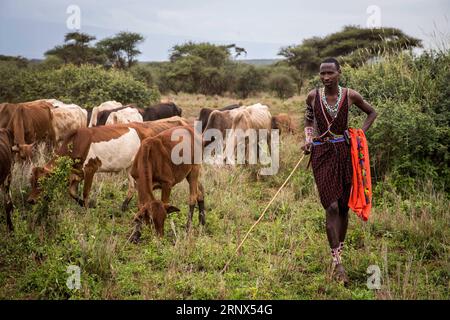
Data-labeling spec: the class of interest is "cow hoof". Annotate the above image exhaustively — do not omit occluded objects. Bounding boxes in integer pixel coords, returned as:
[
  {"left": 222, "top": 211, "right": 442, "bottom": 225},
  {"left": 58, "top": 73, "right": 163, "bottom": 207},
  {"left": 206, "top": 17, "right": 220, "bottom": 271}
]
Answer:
[
  {"left": 88, "top": 200, "right": 97, "bottom": 208},
  {"left": 121, "top": 202, "right": 128, "bottom": 212}
]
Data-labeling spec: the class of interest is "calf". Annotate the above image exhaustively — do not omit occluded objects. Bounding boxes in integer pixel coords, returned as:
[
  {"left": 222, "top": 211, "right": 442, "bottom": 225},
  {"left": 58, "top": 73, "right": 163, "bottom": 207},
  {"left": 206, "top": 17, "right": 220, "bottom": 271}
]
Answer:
[
  {"left": 129, "top": 125, "right": 204, "bottom": 241},
  {"left": 28, "top": 118, "right": 188, "bottom": 211},
  {"left": 0, "top": 129, "right": 14, "bottom": 231}
]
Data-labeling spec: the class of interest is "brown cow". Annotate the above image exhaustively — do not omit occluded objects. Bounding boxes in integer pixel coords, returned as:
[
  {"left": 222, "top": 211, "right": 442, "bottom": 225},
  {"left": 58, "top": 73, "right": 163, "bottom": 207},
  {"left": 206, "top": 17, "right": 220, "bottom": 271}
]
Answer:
[
  {"left": 129, "top": 125, "right": 205, "bottom": 241},
  {"left": 0, "top": 103, "right": 18, "bottom": 129},
  {"left": 7, "top": 101, "right": 56, "bottom": 160},
  {"left": 28, "top": 117, "right": 188, "bottom": 211},
  {"left": 271, "top": 113, "right": 294, "bottom": 134},
  {"left": 0, "top": 129, "right": 14, "bottom": 231}
]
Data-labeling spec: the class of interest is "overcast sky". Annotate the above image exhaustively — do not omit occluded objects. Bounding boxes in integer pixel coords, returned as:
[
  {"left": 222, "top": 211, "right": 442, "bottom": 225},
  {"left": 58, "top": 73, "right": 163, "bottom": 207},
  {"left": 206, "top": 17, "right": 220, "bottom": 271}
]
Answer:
[{"left": 0, "top": 0, "right": 448, "bottom": 61}]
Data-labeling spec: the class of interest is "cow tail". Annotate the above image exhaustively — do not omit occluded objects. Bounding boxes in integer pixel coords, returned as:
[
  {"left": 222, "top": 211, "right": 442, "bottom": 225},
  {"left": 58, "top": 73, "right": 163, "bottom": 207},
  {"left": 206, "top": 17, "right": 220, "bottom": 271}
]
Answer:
[
  {"left": 141, "top": 143, "right": 155, "bottom": 202},
  {"left": 11, "top": 106, "right": 25, "bottom": 146},
  {"left": 48, "top": 107, "right": 56, "bottom": 146}
]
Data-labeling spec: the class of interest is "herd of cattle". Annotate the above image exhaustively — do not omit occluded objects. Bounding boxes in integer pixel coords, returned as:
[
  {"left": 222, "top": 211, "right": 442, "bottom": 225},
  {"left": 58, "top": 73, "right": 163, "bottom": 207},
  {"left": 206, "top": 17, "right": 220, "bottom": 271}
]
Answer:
[{"left": 0, "top": 99, "right": 294, "bottom": 242}]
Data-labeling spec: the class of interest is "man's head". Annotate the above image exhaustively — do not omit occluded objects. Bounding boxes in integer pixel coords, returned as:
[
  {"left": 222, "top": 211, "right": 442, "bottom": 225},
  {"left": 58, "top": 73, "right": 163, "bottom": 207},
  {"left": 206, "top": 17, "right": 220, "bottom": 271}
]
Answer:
[{"left": 319, "top": 57, "right": 341, "bottom": 88}]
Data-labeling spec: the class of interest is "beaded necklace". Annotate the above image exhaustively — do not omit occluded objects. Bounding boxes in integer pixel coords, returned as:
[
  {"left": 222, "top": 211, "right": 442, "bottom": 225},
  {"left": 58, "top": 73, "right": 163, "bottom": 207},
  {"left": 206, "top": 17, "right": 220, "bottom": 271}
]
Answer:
[{"left": 321, "top": 85, "right": 342, "bottom": 119}]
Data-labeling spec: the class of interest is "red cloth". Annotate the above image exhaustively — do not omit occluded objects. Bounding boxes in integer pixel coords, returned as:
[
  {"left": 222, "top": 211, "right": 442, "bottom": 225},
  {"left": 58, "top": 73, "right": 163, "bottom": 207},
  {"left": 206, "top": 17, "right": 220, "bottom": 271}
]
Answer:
[{"left": 348, "top": 128, "right": 372, "bottom": 221}]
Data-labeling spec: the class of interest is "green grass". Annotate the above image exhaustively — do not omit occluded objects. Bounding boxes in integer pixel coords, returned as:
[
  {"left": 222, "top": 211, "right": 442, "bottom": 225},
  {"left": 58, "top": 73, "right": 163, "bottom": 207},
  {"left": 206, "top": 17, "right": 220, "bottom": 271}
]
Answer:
[{"left": 0, "top": 94, "right": 448, "bottom": 300}]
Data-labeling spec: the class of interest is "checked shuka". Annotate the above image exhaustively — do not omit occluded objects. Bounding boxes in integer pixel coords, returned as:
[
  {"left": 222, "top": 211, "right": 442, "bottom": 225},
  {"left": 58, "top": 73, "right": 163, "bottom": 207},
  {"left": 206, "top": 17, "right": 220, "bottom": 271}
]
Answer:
[{"left": 310, "top": 88, "right": 353, "bottom": 210}]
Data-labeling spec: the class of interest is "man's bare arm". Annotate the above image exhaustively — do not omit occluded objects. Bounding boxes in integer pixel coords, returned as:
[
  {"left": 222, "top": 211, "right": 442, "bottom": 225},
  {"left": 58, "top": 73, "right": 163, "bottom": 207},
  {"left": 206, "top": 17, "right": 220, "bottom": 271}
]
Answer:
[
  {"left": 301, "top": 90, "right": 316, "bottom": 153},
  {"left": 349, "top": 89, "right": 377, "bottom": 133}
]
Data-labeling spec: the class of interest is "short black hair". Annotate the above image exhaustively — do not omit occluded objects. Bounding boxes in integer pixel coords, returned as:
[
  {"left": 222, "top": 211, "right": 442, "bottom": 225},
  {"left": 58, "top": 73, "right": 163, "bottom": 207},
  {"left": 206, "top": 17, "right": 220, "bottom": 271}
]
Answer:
[{"left": 321, "top": 57, "right": 340, "bottom": 71}]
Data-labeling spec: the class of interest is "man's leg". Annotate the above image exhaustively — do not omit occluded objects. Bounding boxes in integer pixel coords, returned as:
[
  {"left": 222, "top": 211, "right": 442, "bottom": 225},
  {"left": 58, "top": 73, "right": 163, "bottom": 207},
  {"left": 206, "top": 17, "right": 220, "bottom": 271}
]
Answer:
[
  {"left": 337, "top": 183, "right": 352, "bottom": 258},
  {"left": 325, "top": 201, "right": 341, "bottom": 255},
  {"left": 326, "top": 200, "right": 349, "bottom": 285},
  {"left": 337, "top": 202, "right": 349, "bottom": 257}
]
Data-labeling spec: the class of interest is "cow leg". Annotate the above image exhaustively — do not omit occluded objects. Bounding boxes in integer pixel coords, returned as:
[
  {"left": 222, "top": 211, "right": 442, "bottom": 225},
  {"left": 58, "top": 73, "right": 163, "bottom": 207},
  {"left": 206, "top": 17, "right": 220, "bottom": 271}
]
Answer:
[
  {"left": 160, "top": 182, "right": 172, "bottom": 204},
  {"left": 82, "top": 164, "right": 99, "bottom": 208},
  {"left": 186, "top": 169, "right": 200, "bottom": 229},
  {"left": 69, "top": 173, "right": 84, "bottom": 206},
  {"left": 121, "top": 167, "right": 135, "bottom": 212},
  {"left": 3, "top": 175, "right": 13, "bottom": 232},
  {"left": 197, "top": 182, "right": 206, "bottom": 226}
]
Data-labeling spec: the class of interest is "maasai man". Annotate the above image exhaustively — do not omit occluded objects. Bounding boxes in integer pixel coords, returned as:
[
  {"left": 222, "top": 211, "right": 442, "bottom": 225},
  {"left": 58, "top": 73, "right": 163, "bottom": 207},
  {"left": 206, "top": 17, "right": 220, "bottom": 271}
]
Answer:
[{"left": 301, "top": 58, "right": 377, "bottom": 284}]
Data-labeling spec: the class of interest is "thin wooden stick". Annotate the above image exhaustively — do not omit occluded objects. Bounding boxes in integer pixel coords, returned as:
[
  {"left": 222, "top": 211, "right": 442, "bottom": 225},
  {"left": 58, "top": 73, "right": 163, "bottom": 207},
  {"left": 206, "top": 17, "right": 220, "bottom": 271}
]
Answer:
[{"left": 220, "top": 154, "right": 307, "bottom": 274}]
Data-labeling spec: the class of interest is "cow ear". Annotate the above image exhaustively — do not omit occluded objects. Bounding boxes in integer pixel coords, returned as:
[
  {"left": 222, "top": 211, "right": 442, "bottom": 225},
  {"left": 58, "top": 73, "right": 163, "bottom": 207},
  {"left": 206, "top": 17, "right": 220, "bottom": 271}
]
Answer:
[{"left": 164, "top": 204, "right": 180, "bottom": 214}]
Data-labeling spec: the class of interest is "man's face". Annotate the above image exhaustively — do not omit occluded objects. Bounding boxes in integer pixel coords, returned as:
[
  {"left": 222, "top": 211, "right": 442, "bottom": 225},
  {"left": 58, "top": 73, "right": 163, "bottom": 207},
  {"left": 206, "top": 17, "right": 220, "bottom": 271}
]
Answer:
[{"left": 319, "top": 63, "right": 340, "bottom": 88}]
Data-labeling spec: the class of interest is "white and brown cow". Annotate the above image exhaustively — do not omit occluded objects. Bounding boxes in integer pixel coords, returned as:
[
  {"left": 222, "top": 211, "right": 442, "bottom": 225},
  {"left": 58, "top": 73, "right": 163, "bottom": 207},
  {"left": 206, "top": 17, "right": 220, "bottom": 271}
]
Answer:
[
  {"left": 50, "top": 104, "right": 88, "bottom": 144},
  {"left": 28, "top": 117, "right": 188, "bottom": 211},
  {"left": 225, "top": 103, "right": 272, "bottom": 163},
  {"left": 88, "top": 100, "right": 123, "bottom": 127},
  {"left": 105, "top": 107, "right": 143, "bottom": 125}
]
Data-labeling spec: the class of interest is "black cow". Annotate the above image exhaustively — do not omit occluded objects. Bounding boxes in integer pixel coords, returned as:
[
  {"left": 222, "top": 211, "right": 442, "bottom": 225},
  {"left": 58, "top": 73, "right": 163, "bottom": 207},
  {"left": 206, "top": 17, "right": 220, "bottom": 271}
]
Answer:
[
  {"left": 198, "top": 104, "right": 240, "bottom": 132},
  {"left": 141, "top": 103, "right": 182, "bottom": 122}
]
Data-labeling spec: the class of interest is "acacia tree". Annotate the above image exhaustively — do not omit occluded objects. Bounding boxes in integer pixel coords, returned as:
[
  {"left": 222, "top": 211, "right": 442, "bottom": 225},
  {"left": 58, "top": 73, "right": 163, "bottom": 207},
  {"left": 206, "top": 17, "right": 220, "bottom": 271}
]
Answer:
[
  {"left": 166, "top": 42, "right": 246, "bottom": 94},
  {"left": 279, "top": 26, "right": 422, "bottom": 91},
  {"left": 97, "top": 32, "right": 144, "bottom": 69},
  {"left": 45, "top": 32, "right": 105, "bottom": 66}
]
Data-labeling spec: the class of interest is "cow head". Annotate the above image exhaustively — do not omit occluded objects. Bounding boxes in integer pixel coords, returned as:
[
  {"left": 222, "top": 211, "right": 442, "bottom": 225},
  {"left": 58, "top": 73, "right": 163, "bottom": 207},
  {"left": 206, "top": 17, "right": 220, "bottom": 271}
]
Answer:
[
  {"left": 129, "top": 201, "right": 180, "bottom": 242},
  {"left": 11, "top": 143, "right": 35, "bottom": 160},
  {"left": 27, "top": 166, "right": 50, "bottom": 204}
]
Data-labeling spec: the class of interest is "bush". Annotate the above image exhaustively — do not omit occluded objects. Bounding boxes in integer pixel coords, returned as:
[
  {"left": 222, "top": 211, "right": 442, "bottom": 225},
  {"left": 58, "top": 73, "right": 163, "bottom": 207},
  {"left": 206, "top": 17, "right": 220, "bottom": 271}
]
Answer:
[
  {"left": 268, "top": 73, "right": 296, "bottom": 99},
  {"left": 0, "top": 63, "right": 160, "bottom": 107},
  {"left": 129, "top": 64, "right": 155, "bottom": 88},
  {"left": 343, "top": 50, "right": 450, "bottom": 192},
  {"left": 234, "top": 64, "right": 264, "bottom": 98},
  {"left": 30, "top": 156, "right": 73, "bottom": 234}
]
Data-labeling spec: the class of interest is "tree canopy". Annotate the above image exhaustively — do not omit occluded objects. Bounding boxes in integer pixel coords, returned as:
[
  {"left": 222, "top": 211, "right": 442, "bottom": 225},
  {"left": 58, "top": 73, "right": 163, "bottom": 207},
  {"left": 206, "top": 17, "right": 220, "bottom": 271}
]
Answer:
[
  {"left": 45, "top": 32, "right": 105, "bottom": 66},
  {"left": 279, "top": 26, "right": 422, "bottom": 78}
]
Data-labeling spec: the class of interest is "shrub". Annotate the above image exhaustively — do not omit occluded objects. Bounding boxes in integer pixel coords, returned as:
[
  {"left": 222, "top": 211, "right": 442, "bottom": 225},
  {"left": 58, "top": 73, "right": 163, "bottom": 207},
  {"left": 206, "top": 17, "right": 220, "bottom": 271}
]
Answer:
[
  {"left": 343, "top": 50, "right": 450, "bottom": 192},
  {"left": 234, "top": 64, "right": 264, "bottom": 98},
  {"left": 30, "top": 156, "right": 74, "bottom": 234},
  {"left": 0, "top": 63, "right": 160, "bottom": 107},
  {"left": 268, "top": 73, "right": 296, "bottom": 99}
]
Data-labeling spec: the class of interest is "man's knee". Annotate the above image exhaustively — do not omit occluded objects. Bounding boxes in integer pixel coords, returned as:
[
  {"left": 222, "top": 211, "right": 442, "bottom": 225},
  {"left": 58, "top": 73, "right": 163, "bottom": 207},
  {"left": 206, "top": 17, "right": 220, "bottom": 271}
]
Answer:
[{"left": 326, "top": 201, "right": 339, "bottom": 214}]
